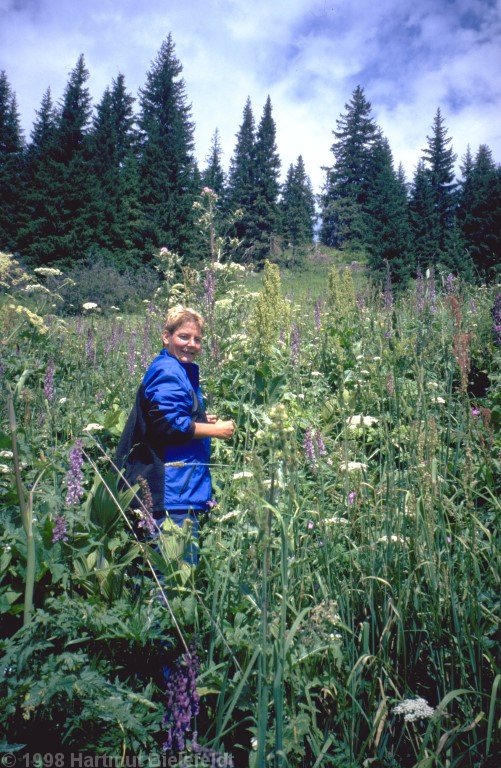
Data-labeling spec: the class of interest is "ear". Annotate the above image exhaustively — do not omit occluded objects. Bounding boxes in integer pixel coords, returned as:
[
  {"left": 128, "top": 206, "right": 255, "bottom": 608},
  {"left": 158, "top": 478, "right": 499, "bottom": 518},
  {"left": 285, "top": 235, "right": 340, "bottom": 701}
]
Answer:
[{"left": 162, "top": 331, "right": 170, "bottom": 347}]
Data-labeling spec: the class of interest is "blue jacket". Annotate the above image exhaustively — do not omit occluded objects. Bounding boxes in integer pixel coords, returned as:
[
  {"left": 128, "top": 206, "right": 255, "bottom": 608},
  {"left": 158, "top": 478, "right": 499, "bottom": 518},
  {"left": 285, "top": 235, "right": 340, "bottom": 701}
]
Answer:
[{"left": 115, "top": 350, "right": 211, "bottom": 513}]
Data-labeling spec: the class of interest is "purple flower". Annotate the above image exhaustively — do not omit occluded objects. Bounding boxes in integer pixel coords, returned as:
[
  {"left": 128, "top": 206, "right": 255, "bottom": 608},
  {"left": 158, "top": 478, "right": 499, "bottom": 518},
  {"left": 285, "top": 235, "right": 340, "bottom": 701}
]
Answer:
[
  {"left": 290, "top": 324, "right": 301, "bottom": 366},
  {"left": 348, "top": 491, "right": 357, "bottom": 505},
  {"left": 65, "top": 439, "right": 84, "bottom": 507},
  {"left": 303, "top": 427, "right": 316, "bottom": 466},
  {"left": 43, "top": 360, "right": 55, "bottom": 402},
  {"left": 85, "top": 328, "right": 95, "bottom": 363},
  {"left": 307, "top": 520, "right": 315, "bottom": 530},
  {"left": 444, "top": 273, "right": 457, "bottom": 295},
  {"left": 52, "top": 514, "right": 68, "bottom": 543},
  {"left": 136, "top": 476, "right": 156, "bottom": 536},
  {"left": 163, "top": 647, "right": 201, "bottom": 752},
  {"left": 314, "top": 429, "right": 326, "bottom": 457},
  {"left": 206, "top": 498, "right": 218, "bottom": 509},
  {"left": 127, "top": 330, "right": 137, "bottom": 375},
  {"left": 314, "top": 299, "right": 323, "bottom": 331},
  {"left": 471, "top": 407, "right": 480, "bottom": 418}
]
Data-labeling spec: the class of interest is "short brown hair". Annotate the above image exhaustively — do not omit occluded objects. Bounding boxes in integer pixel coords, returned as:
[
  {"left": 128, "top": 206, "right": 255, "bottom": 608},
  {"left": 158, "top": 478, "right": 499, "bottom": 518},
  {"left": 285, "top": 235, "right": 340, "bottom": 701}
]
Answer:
[{"left": 163, "top": 305, "right": 205, "bottom": 336}]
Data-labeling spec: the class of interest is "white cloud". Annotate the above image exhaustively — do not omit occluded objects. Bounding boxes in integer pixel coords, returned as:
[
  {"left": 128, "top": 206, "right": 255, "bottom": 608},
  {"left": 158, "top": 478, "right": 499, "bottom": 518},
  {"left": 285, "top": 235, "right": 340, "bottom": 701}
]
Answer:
[{"left": 1, "top": 0, "right": 500, "bottom": 193}]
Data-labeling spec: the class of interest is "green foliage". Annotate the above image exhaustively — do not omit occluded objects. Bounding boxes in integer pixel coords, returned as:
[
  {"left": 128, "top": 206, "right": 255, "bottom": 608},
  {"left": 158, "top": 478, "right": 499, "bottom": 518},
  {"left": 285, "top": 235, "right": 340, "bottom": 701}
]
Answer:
[
  {"left": 138, "top": 34, "right": 200, "bottom": 260},
  {"left": 0, "top": 71, "right": 25, "bottom": 253},
  {"left": 279, "top": 155, "right": 316, "bottom": 268},
  {"left": 1, "top": 258, "right": 499, "bottom": 763},
  {"left": 56, "top": 256, "right": 158, "bottom": 314},
  {"left": 320, "top": 85, "right": 378, "bottom": 250},
  {"left": 247, "top": 260, "right": 291, "bottom": 360}
]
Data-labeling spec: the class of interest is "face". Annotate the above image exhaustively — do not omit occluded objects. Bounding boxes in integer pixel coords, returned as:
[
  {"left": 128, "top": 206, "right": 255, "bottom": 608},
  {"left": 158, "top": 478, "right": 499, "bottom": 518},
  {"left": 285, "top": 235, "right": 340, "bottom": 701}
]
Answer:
[{"left": 163, "top": 321, "right": 202, "bottom": 363}]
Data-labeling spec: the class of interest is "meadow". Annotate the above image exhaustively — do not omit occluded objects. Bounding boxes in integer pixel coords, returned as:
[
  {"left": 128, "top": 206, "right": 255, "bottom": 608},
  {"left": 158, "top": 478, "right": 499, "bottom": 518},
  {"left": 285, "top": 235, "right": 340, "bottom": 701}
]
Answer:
[{"left": 0, "top": 247, "right": 499, "bottom": 768}]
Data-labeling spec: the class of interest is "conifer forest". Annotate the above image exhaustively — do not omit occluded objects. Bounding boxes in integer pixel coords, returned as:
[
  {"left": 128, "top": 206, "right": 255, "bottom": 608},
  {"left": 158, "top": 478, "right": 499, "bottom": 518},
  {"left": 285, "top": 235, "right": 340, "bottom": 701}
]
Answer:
[{"left": 1, "top": 33, "right": 500, "bottom": 768}]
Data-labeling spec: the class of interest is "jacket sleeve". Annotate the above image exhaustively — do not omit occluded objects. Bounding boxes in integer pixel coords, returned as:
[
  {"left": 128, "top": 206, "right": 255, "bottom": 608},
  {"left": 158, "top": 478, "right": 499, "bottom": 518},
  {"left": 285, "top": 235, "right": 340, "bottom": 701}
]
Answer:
[{"left": 143, "top": 364, "right": 195, "bottom": 442}]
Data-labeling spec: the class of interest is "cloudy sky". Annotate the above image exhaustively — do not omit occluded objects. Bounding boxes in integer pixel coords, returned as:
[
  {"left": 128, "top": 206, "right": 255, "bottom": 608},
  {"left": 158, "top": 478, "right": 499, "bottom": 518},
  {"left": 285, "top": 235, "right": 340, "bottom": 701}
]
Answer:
[{"left": 1, "top": 0, "right": 500, "bottom": 192}]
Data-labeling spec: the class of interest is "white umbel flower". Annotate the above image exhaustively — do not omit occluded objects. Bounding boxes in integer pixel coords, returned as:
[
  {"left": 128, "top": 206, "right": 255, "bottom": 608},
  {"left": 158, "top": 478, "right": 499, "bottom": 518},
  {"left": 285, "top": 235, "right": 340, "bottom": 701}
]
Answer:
[
  {"left": 82, "top": 423, "right": 103, "bottom": 433},
  {"left": 346, "top": 414, "right": 378, "bottom": 428},
  {"left": 393, "top": 697, "right": 435, "bottom": 722},
  {"left": 340, "top": 461, "right": 367, "bottom": 472}
]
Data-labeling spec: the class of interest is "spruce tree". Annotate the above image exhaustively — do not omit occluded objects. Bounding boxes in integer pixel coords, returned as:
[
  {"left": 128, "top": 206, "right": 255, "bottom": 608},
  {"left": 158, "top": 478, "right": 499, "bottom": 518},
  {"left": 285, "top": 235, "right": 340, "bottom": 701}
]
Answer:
[
  {"left": 227, "top": 97, "right": 257, "bottom": 261},
  {"left": 17, "top": 88, "right": 60, "bottom": 264},
  {"left": 138, "top": 34, "right": 199, "bottom": 260},
  {"left": 0, "top": 71, "right": 25, "bottom": 253},
  {"left": 279, "top": 155, "right": 315, "bottom": 267},
  {"left": 89, "top": 74, "right": 143, "bottom": 266},
  {"left": 365, "top": 133, "right": 412, "bottom": 283},
  {"left": 459, "top": 144, "right": 500, "bottom": 280},
  {"left": 411, "top": 108, "right": 462, "bottom": 273},
  {"left": 201, "top": 129, "right": 226, "bottom": 200},
  {"left": 251, "top": 96, "right": 281, "bottom": 266},
  {"left": 320, "top": 85, "right": 378, "bottom": 251},
  {"left": 409, "top": 159, "right": 436, "bottom": 268},
  {"left": 47, "top": 55, "right": 101, "bottom": 264}
]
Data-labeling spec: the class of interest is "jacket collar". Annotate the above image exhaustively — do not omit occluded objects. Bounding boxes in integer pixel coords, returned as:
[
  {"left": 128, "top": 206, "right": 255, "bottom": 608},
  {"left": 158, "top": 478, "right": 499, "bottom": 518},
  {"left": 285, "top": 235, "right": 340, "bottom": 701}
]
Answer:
[{"left": 160, "top": 348, "right": 200, "bottom": 388}]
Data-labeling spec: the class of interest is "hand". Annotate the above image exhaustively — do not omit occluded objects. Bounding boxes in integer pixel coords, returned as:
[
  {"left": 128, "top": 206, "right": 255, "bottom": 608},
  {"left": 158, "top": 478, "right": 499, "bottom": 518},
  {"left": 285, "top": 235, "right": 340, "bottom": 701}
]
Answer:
[
  {"left": 206, "top": 413, "right": 218, "bottom": 424},
  {"left": 215, "top": 419, "right": 236, "bottom": 439}
]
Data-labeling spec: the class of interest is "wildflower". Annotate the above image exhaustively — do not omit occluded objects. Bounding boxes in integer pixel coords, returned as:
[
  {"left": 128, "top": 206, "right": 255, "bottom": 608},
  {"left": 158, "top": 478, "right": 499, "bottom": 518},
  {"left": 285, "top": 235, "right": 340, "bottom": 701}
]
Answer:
[
  {"left": 34, "top": 266, "right": 63, "bottom": 277},
  {"left": 85, "top": 328, "right": 95, "bottom": 363},
  {"left": 127, "top": 329, "right": 137, "bottom": 374},
  {"left": 163, "top": 646, "right": 200, "bottom": 752},
  {"left": 346, "top": 415, "right": 378, "bottom": 428},
  {"left": 9, "top": 304, "right": 48, "bottom": 334},
  {"left": 303, "top": 427, "right": 316, "bottom": 466},
  {"left": 431, "top": 396, "right": 446, "bottom": 404},
  {"left": 24, "top": 283, "right": 50, "bottom": 293},
  {"left": 471, "top": 407, "right": 480, "bottom": 418},
  {"left": 290, "top": 323, "right": 301, "bottom": 366},
  {"left": 314, "top": 299, "right": 323, "bottom": 331},
  {"left": 0, "top": 464, "right": 11, "bottom": 474},
  {"left": 340, "top": 461, "right": 367, "bottom": 472},
  {"left": 386, "top": 371, "right": 395, "bottom": 396},
  {"left": 82, "top": 423, "right": 103, "bottom": 433},
  {"left": 393, "top": 697, "right": 435, "bottom": 722},
  {"left": 348, "top": 491, "right": 357, "bottom": 505},
  {"left": 43, "top": 360, "right": 55, "bottom": 402},
  {"left": 52, "top": 514, "right": 68, "bottom": 543},
  {"left": 378, "top": 534, "right": 406, "bottom": 544},
  {"left": 58, "top": 396, "right": 67, "bottom": 404},
  {"left": 232, "top": 470, "right": 253, "bottom": 480},
  {"left": 82, "top": 301, "right": 98, "bottom": 311},
  {"left": 325, "top": 516, "right": 349, "bottom": 524},
  {"left": 136, "top": 477, "right": 156, "bottom": 536},
  {"left": 0, "top": 450, "right": 13, "bottom": 459},
  {"left": 314, "top": 429, "right": 327, "bottom": 456},
  {"left": 307, "top": 520, "right": 315, "bottom": 530},
  {"left": 65, "top": 439, "right": 84, "bottom": 506},
  {"left": 444, "top": 273, "right": 457, "bottom": 295}
]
